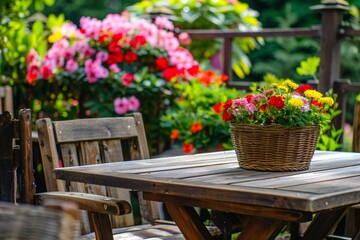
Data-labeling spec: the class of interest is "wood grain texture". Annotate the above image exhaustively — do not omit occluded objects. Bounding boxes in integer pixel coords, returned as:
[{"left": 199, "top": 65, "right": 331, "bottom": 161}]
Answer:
[{"left": 54, "top": 151, "right": 360, "bottom": 213}]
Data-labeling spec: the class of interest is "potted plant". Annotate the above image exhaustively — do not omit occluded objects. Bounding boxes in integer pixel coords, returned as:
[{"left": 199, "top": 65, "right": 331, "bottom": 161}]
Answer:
[{"left": 221, "top": 79, "right": 334, "bottom": 171}]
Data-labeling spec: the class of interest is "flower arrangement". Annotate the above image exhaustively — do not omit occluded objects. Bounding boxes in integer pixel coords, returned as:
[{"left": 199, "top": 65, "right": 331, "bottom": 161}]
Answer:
[
  {"left": 25, "top": 12, "right": 201, "bottom": 154},
  {"left": 221, "top": 79, "right": 334, "bottom": 128},
  {"left": 161, "top": 70, "right": 242, "bottom": 154}
]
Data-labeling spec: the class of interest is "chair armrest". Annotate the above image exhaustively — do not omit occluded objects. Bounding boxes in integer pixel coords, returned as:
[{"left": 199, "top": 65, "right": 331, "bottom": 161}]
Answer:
[{"left": 35, "top": 192, "right": 132, "bottom": 216}]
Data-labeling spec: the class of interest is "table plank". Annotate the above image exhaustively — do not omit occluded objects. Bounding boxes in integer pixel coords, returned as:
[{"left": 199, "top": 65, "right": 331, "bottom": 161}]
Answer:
[{"left": 54, "top": 151, "right": 360, "bottom": 212}]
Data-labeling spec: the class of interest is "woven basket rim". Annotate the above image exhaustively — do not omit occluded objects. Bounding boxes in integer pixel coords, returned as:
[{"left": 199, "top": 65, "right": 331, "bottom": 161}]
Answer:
[{"left": 229, "top": 123, "right": 320, "bottom": 129}]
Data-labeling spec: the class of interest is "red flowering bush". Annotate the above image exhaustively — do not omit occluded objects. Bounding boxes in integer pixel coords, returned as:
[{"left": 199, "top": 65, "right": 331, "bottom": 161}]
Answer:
[
  {"left": 160, "top": 70, "right": 242, "bottom": 153},
  {"left": 220, "top": 80, "right": 334, "bottom": 128}
]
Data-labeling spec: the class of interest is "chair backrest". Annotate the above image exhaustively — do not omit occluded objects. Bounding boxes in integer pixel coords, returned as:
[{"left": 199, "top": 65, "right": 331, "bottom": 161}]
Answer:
[
  {"left": 36, "top": 113, "right": 160, "bottom": 234},
  {"left": 353, "top": 101, "right": 360, "bottom": 152},
  {"left": 0, "top": 86, "right": 14, "bottom": 116},
  {"left": 0, "top": 109, "right": 34, "bottom": 204},
  {"left": 0, "top": 200, "right": 80, "bottom": 240}
]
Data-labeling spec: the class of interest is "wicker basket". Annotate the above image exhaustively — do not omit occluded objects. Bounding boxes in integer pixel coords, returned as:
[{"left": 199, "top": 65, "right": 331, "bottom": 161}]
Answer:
[{"left": 229, "top": 123, "right": 320, "bottom": 171}]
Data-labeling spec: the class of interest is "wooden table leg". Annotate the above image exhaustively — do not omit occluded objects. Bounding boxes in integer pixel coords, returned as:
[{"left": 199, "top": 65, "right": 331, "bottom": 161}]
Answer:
[
  {"left": 165, "top": 202, "right": 213, "bottom": 240},
  {"left": 235, "top": 216, "right": 285, "bottom": 240},
  {"left": 302, "top": 207, "right": 349, "bottom": 240}
]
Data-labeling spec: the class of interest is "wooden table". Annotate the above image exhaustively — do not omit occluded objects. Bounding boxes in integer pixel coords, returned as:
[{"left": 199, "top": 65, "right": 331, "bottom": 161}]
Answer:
[{"left": 54, "top": 150, "right": 360, "bottom": 240}]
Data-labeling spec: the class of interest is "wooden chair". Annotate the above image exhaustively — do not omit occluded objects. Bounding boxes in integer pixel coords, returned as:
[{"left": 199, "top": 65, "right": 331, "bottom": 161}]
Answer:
[
  {"left": 36, "top": 113, "right": 221, "bottom": 239},
  {"left": 0, "top": 109, "right": 133, "bottom": 240},
  {"left": 0, "top": 109, "right": 34, "bottom": 204},
  {"left": 0, "top": 200, "right": 80, "bottom": 240},
  {"left": 0, "top": 86, "right": 13, "bottom": 116}
]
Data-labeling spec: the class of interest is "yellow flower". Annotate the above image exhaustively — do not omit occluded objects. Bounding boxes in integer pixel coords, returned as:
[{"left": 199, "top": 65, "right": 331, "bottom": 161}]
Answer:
[
  {"left": 288, "top": 98, "right": 304, "bottom": 108},
  {"left": 271, "top": 83, "right": 278, "bottom": 88},
  {"left": 304, "top": 90, "right": 323, "bottom": 99},
  {"left": 282, "top": 79, "right": 298, "bottom": 89},
  {"left": 48, "top": 30, "right": 63, "bottom": 43},
  {"left": 319, "top": 97, "right": 334, "bottom": 106},
  {"left": 278, "top": 86, "right": 288, "bottom": 92}
]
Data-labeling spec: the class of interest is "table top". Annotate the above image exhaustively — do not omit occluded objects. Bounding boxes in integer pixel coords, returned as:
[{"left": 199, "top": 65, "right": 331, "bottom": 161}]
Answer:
[{"left": 54, "top": 150, "right": 360, "bottom": 213}]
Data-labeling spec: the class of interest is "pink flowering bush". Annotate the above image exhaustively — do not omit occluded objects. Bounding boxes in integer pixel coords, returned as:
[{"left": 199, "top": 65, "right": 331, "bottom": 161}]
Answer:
[{"left": 26, "top": 12, "right": 200, "bottom": 154}]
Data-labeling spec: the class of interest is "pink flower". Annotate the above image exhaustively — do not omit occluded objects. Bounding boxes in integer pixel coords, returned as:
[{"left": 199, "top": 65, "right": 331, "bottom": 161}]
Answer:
[
  {"left": 66, "top": 59, "right": 79, "bottom": 73},
  {"left": 109, "top": 64, "right": 121, "bottom": 73},
  {"left": 114, "top": 97, "right": 129, "bottom": 115},
  {"left": 96, "top": 51, "right": 109, "bottom": 61},
  {"left": 154, "top": 16, "right": 174, "bottom": 31},
  {"left": 128, "top": 96, "right": 140, "bottom": 111},
  {"left": 178, "top": 32, "right": 191, "bottom": 45},
  {"left": 64, "top": 48, "right": 76, "bottom": 60}
]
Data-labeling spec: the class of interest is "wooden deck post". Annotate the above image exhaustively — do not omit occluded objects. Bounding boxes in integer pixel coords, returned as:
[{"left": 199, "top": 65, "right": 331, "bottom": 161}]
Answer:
[{"left": 311, "top": 1, "right": 349, "bottom": 93}]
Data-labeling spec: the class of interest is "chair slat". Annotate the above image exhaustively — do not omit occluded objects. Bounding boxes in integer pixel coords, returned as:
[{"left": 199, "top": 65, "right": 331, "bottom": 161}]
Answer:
[
  {"left": 53, "top": 117, "right": 140, "bottom": 143},
  {"left": 102, "top": 139, "right": 135, "bottom": 227}
]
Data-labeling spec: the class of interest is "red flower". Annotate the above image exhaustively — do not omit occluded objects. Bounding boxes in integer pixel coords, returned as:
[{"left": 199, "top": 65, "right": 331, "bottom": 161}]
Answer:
[
  {"left": 163, "top": 67, "right": 179, "bottom": 81},
  {"left": 130, "top": 35, "right": 146, "bottom": 49},
  {"left": 190, "top": 122, "right": 203, "bottom": 133},
  {"left": 40, "top": 65, "right": 53, "bottom": 80},
  {"left": 311, "top": 99, "right": 324, "bottom": 108},
  {"left": 296, "top": 84, "right": 313, "bottom": 94},
  {"left": 170, "top": 129, "right": 180, "bottom": 139},
  {"left": 98, "top": 34, "right": 109, "bottom": 43},
  {"left": 26, "top": 66, "right": 39, "bottom": 85},
  {"left": 260, "top": 104, "right": 268, "bottom": 112},
  {"left": 107, "top": 52, "right": 123, "bottom": 65},
  {"left": 268, "top": 96, "right": 285, "bottom": 109},
  {"left": 108, "top": 41, "right": 121, "bottom": 53},
  {"left": 222, "top": 109, "right": 234, "bottom": 121},
  {"left": 155, "top": 57, "right": 168, "bottom": 71},
  {"left": 122, "top": 73, "right": 135, "bottom": 86},
  {"left": 112, "top": 33, "right": 123, "bottom": 42},
  {"left": 223, "top": 100, "right": 233, "bottom": 109},
  {"left": 187, "top": 65, "right": 200, "bottom": 76},
  {"left": 245, "top": 94, "right": 253, "bottom": 103},
  {"left": 212, "top": 102, "right": 222, "bottom": 114},
  {"left": 124, "top": 51, "right": 137, "bottom": 63},
  {"left": 182, "top": 143, "right": 194, "bottom": 154}
]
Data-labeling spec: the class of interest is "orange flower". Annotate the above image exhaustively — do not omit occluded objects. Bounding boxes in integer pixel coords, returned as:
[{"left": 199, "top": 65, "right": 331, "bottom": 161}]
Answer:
[
  {"left": 215, "top": 74, "right": 228, "bottom": 85},
  {"left": 198, "top": 70, "right": 216, "bottom": 86},
  {"left": 182, "top": 143, "right": 194, "bottom": 154},
  {"left": 190, "top": 122, "right": 203, "bottom": 133},
  {"left": 212, "top": 102, "right": 222, "bottom": 114},
  {"left": 170, "top": 129, "right": 180, "bottom": 139}
]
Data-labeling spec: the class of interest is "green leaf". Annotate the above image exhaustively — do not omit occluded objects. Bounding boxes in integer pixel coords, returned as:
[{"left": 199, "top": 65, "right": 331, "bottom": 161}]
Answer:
[
  {"left": 31, "top": 20, "right": 44, "bottom": 35},
  {"left": 43, "top": 0, "right": 55, "bottom": 7},
  {"left": 34, "top": 0, "right": 44, "bottom": 11},
  {"left": 296, "top": 56, "right": 320, "bottom": 77}
]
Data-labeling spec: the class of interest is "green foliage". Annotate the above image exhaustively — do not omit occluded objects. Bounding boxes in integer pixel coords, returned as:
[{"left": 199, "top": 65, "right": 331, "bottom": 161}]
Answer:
[
  {"left": 0, "top": 0, "right": 55, "bottom": 111},
  {"left": 161, "top": 74, "right": 243, "bottom": 153},
  {"left": 296, "top": 56, "right": 320, "bottom": 82},
  {"left": 316, "top": 92, "right": 343, "bottom": 151},
  {"left": 127, "top": 0, "right": 262, "bottom": 79}
]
